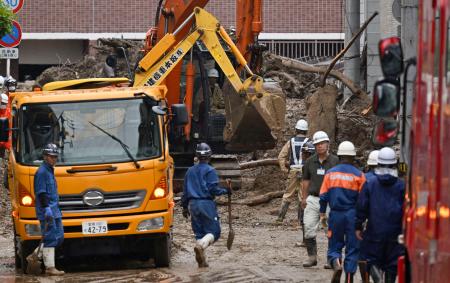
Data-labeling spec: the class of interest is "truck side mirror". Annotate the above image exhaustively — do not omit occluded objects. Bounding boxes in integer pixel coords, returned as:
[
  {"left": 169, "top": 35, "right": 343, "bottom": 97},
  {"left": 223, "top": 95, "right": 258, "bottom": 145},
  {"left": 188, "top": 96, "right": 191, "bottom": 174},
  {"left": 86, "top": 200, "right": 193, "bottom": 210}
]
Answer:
[
  {"left": 372, "top": 78, "right": 400, "bottom": 117},
  {"left": 171, "top": 104, "right": 188, "bottom": 126},
  {"left": 378, "top": 37, "right": 404, "bottom": 78},
  {"left": 372, "top": 118, "right": 398, "bottom": 146},
  {"left": 0, "top": 118, "right": 9, "bottom": 143}
]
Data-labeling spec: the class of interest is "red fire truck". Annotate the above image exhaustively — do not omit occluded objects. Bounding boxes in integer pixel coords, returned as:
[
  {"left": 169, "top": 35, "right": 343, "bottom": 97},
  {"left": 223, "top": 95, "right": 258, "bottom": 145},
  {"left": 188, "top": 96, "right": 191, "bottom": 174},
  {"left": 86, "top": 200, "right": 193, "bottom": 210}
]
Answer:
[{"left": 372, "top": 1, "right": 450, "bottom": 282}]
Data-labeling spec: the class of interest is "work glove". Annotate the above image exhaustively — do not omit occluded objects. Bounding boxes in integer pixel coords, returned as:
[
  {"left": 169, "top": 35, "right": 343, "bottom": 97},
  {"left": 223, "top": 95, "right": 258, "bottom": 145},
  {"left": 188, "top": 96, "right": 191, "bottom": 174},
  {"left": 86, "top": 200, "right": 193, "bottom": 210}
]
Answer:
[
  {"left": 182, "top": 208, "right": 190, "bottom": 219},
  {"left": 44, "top": 207, "right": 54, "bottom": 221}
]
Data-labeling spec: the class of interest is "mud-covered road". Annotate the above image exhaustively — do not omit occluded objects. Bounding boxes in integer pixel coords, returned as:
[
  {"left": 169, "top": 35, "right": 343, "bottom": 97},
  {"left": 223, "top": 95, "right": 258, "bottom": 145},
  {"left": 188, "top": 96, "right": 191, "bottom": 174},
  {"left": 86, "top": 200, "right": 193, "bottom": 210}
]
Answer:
[{"left": 0, "top": 182, "right": 339, "bottom": 283}]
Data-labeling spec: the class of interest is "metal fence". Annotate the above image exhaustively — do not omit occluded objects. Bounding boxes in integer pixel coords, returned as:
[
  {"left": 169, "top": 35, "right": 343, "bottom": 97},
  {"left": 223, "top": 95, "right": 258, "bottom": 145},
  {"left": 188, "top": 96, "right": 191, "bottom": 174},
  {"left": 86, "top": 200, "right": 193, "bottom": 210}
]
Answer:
[{"left": 260, "top": 40, "right": 344, "bottom": 60}]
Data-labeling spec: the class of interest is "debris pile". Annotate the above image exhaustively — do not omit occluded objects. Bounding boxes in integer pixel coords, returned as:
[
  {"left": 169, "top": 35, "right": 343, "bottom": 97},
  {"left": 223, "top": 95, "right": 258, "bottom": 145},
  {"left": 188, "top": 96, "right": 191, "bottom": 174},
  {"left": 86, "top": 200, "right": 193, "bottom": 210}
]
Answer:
[{"left": 36, "top": 39, "right": 144, "bottom": 87}]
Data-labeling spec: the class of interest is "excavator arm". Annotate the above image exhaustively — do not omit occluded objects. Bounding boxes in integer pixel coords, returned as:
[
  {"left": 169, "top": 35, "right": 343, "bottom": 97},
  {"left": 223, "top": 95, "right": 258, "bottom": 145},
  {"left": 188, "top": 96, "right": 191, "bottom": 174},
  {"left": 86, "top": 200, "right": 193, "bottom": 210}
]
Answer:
[{"left": 134, "top": 8, "right": 285, "bottom": 151}]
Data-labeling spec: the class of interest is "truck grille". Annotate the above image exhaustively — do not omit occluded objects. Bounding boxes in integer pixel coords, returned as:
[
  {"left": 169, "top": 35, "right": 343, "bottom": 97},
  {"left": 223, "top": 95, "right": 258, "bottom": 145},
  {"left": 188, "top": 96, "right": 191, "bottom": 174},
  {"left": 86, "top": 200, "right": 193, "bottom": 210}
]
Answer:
[{"left": 59, "top": 190, "right": 146, "bottom": 212}]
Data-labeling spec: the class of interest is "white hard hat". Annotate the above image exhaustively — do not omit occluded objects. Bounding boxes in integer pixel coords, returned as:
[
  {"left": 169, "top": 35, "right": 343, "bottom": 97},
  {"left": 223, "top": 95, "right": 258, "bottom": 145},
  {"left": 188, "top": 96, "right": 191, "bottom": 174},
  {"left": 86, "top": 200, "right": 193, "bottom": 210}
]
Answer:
[
  {"left": 377, "top": 147, "right": 397, "bottom": 165},
  {"left": 295, "top": 119, "right": 308, "bottom": 131},
  {"left": 367, "top": 150, "right": 380, "bottom": 166},
  {"left": 207, "top": 68, "right": 219, "bottom": 78},
  {"left": 312, "top": 131, "right": 330, "bottom": 144},
  {"left": 337, "top": 141, "right": 356, "bottom": 156}
]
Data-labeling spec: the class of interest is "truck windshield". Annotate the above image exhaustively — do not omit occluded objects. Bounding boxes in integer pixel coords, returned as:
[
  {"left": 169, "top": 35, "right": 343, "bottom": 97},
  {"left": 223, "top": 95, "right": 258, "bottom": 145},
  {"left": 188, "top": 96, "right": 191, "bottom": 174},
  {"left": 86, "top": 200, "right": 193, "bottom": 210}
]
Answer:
[{"left": 20, "top": 98, "right": 161, "bottom": 165}]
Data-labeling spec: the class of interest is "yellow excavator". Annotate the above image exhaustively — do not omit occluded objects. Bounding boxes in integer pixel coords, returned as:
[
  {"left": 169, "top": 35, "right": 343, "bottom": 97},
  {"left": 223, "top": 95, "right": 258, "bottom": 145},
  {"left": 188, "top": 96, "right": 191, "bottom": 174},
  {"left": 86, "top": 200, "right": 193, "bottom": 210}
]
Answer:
[{"left": 132, "top": 7, "right": 285, "bottom": 151}]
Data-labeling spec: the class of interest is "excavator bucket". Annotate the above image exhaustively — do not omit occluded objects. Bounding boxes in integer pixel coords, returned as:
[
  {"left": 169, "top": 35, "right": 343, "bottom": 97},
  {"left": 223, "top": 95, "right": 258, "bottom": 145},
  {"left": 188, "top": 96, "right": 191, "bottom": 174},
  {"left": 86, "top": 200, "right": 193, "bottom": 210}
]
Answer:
[{"left": 222, "top": 80, "right": 285, "bottom": 151}]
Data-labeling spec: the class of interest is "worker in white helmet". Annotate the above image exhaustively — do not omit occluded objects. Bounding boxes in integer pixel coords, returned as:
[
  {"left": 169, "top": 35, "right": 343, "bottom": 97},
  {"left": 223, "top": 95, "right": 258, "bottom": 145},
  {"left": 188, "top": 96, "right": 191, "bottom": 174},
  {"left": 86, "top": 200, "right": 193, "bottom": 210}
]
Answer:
[
  {"left": 192, "top": 68, "right": 224, "bottom": 123},
  {"left": 319, "top": 141, "right": 366, "bottom": 283},
  {"left": 356, "top": 147, "right": 405, "bottom": 283},
  {"left": 301, "top": 130, "right": 339, "bottom": 268},
  {"left": 207, "top": 68, "right": 224, "bottom": 113},
  {"left": 276, "top": 119, "right": 309, "bottom": 225}
]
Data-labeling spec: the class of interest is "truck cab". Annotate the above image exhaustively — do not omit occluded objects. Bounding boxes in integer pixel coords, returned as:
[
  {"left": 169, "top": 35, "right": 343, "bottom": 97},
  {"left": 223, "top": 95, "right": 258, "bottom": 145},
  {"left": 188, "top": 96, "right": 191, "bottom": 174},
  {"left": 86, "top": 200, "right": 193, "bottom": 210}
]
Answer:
[{"left": 2, "top": 84, "right": 184, "bottom": 270}]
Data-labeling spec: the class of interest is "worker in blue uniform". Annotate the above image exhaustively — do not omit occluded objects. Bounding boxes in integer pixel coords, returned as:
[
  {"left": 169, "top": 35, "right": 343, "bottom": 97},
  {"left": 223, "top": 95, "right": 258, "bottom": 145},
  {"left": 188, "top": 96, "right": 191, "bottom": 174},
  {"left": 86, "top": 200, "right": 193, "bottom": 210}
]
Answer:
[
  {"left": 358, "top": 149, "right": 379, "bottom": 283},
  {"left": 355, "top": 147, "right": 405, "bottom": 283},
  {"left": 33, "top": 143, "right": 65, "bottom": 276},
  {"left": 319, "top": 141, "right": 366, "bottom": 283},
  {"left": 181, "top": 142, "right": 231, "bottom": 268}
]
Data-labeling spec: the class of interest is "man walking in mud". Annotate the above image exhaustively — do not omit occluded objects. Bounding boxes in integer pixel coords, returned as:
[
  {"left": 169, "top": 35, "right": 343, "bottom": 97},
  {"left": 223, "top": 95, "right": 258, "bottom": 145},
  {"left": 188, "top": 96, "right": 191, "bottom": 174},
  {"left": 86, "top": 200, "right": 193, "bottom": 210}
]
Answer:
[
  {"left": 319, "top": 141, "right": 366, "bottom": 283},
  {"left": 34, "top": 143, "right": 65, "bottom": 276},
  {"left": 301, "top": 131, "right": 339, "bottom": 267},
  {"left": 181, "top": 143, "right": 231, "bottom": 268},
  {"left": 276, "top": 119, "right": 309, "bottom": 223}
]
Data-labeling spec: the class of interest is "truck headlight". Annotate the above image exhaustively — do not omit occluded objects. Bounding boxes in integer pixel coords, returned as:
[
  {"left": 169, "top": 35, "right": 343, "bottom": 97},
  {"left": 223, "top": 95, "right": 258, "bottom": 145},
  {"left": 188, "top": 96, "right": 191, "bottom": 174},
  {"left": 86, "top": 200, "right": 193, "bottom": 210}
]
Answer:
[
  {"left": 25, "top": 224, "right": 41, "bottom": 236},
  {"left": 137, "top": 217, "right": 164, "bottom": 231}
]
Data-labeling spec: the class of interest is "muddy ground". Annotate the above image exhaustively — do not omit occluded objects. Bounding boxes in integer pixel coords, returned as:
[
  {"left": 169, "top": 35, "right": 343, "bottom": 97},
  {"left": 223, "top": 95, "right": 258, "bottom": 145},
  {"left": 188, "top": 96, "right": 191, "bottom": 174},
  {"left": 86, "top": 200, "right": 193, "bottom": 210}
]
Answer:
[{"left": 0, "top": 166, "right": 366, "bottom": 283}]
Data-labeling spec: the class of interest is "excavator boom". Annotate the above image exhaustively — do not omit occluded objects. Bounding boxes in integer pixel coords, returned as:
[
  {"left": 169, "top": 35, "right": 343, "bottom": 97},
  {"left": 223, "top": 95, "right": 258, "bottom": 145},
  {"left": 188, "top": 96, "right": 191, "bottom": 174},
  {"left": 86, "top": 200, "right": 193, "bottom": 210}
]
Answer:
[{"left": 134, "top": 8, "right": 285, "bottom": 151}]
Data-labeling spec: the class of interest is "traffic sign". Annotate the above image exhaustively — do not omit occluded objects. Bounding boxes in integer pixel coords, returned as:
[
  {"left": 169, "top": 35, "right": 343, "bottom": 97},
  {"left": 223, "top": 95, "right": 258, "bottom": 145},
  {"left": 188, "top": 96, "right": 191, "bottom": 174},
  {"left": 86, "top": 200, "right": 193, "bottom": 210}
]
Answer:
[
  {"left": 0, "top": 48, "right": 18, "bottom": 59},
  {"left": 0, "top": 20, "right": 21, "bottom": 48},
  {"left": 2, "top": 0, "right": 24, "bottom": 13}
]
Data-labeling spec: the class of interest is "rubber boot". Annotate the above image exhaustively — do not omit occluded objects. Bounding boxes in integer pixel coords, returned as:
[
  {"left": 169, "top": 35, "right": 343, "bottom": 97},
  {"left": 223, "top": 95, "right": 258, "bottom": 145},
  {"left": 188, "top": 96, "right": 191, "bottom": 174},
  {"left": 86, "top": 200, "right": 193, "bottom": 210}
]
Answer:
[
  {"left": 330, "top": 258, "right": 342, "bottom": 283},
  {"left": 344, "top": 273, "right": 354, "bottom": 283},
  {"left": 358, "top": 260, "right": 370, "bottom": 283},
  {"left": 297, "top": 206, "right": 306, "bottom": 247},
  {"left": 276, "top": 200, "right": 290, "bottom": 223},
  {"left": 194, "top": 233, "right": 214, "bottom": 268},
  {"left": 302, "top": 238, "right": 318, "bottom": 267},
  {"left": 43, "top": 247, "right": 64, "bottom": 276},
  {"left": 384, "top": 272, "right": 397, "bottom": 283}
]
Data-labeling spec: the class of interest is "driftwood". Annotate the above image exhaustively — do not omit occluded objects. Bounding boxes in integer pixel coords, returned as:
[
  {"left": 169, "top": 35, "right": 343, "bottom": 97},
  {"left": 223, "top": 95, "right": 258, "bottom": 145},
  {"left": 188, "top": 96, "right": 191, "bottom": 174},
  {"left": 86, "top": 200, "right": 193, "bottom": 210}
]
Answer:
[
  {"left": 321, "top": 12, "right": 379, "bottom": 86},
  {"left": 216, "top": 191, "right": 284, "bottom": 206},
  {"left": 244, "top": 191, "right": 284, "bottom": 206},
  {"left": 267, "top": 54, "right": 367, "bottom": 97},
  {"left": 306, "top": 85, "right": 338, "bottom": 143},
  {"left": 239, "top": 158, "right": 279, "bottom": 169}
]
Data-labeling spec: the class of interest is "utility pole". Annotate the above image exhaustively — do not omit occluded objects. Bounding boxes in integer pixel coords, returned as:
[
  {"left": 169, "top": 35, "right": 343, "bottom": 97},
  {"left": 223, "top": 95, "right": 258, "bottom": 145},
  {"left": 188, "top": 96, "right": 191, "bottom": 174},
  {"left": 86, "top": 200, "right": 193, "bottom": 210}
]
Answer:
[
  {"left": 400, "top": 0, "right": 418, "bottom": 164},
  {"left": 344, "top": 0, "right": 361, "bottom": 101}
]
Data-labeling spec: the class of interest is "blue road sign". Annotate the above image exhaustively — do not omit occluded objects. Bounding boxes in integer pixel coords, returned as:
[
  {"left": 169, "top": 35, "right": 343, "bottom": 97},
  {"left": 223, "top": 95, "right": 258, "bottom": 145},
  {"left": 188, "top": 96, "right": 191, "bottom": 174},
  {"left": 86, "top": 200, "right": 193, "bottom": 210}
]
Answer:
[{"left": 0, "top": 21, "right": 22, "bottom": 48}]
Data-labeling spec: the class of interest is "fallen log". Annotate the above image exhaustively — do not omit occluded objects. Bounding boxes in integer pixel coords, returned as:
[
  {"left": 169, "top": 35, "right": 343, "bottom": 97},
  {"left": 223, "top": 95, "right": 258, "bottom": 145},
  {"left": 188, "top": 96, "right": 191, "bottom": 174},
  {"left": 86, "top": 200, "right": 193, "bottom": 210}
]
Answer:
[
  {"left": 266, "top": 54, "right": 367, "bottom": 97},
  {"left": 216, "top": 191, "right": 284, "bottom": 206},
  {"left": 244, "top": 191, "right": 284, "bottom": 206},
  {"left": 321, "top": 11, "right": 379, "bottom": 87},
  {"left": 239, "top": 158, "right": 279, "bottom": 169}
]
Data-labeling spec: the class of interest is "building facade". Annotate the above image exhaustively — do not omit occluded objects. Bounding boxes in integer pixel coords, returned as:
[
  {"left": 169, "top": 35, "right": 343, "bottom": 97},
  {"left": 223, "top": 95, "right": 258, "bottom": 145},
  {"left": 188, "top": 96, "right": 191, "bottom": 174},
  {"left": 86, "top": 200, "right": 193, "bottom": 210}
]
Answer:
[{"left": 13, "top": 0, "right": 345, "bottom": 80}]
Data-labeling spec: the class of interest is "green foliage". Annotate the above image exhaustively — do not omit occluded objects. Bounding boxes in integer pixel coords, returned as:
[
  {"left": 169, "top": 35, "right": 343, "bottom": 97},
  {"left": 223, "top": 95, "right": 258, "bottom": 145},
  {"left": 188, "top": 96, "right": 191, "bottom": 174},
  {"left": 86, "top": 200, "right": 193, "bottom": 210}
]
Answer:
[{"left": 0, "top": 2, "right": 16, "bottom": 38}]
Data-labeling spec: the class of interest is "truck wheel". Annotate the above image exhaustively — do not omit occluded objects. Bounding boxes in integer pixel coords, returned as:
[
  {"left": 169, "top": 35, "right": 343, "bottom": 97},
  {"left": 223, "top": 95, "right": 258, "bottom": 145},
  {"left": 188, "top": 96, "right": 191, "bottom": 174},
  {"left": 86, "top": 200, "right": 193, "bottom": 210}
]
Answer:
[
  {"left": 153, "top": 235, "right": 171, "bottom": 267},
  {"left": 19, "top": 240, "right": 37, "bottom": 274},
  {"left": 13, "top": 230, "right": 20, "bottom": 269}
]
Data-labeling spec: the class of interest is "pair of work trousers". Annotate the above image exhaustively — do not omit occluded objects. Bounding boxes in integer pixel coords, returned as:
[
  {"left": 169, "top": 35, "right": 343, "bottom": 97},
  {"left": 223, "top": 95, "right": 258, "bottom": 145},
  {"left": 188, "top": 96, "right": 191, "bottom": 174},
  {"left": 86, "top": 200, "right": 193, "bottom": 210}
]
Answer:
[
  {"left": 365, "top": 238, "right": 404, "bottom": 274},
  {"left": 189, "top": 199, "right": 221, "bottom": 241},
  {"left": 327, "top": 209, "right": 359, "bottom": 274},
  {"left": 303, "top": 195, "right": 321, "bottom": 239},
  {"left": 282, "top": 169, "right": 302, "bottom": 203},
  {"left": 39, "top": 218, "right": 64, "bottom": 248}
]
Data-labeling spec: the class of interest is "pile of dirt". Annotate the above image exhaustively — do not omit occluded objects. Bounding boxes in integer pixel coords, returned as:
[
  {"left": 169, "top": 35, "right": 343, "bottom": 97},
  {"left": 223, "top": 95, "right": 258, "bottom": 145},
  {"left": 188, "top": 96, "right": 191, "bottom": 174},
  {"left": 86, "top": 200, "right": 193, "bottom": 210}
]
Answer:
[{"left": 36, "top": 38, "right": 144, "bottom": 87}]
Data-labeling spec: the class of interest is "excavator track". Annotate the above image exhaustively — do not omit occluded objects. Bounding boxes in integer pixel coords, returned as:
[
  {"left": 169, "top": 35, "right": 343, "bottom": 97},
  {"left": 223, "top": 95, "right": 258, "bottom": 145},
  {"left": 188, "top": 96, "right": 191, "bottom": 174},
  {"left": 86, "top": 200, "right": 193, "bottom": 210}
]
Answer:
[
  {"left": 210, "top": 154, "right": 242, "bottom": 189},
  {"left": 172, "top": 154, "right": 242, "bottom": 193}
]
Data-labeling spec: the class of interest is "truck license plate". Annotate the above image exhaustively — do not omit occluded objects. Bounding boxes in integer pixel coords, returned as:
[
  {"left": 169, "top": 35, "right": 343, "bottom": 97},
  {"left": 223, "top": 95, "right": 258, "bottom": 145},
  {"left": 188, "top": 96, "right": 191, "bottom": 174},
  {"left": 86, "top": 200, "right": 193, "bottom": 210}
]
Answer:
[{"left": 82, "top": 221, "right": 108, "bottom": 235}]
